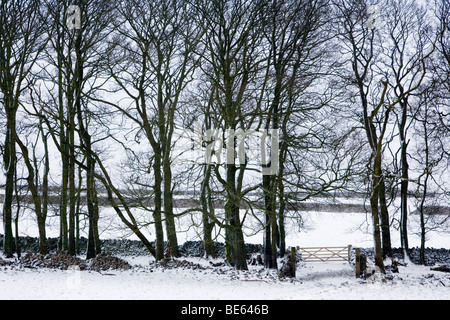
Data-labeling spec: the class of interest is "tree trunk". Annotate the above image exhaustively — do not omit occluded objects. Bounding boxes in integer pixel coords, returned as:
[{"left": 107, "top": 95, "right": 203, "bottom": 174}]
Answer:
[
  {"left": 163, "top": 158, "right": 179, "bottom": 257},
  {"left": 263, "top": 175, "right": 274, "bottom": 269},
  {"left": 225, "top": 162, "right": 248, "bottom": 271},
  {"left": 39, "top": 117, "right": 50, "bottom": 239},
  {"left": 378, "top": 177, "right": 393, "bottom": 259},
  {"left": 201, "top": 164, "right": 216, "bottom": 258},
  {"left": 400, "top": 138, "right": 410, "bottom": 258},
  {"left": 419, "top": 177, "right": 428, "bottom": 265},
  {"left": 37, "top": 215, "right": 48, "bottom": 255},
  {"left": 58, "top": 40, "right": 69, "bottom": 253},
  {"left": 86, "top": 154, "right": 101, "bottom": 259},
  {"left": 74, "top": 22, "right": 101, "bottom": 259},
  {"left": 75, "top": 165, "right": 83, "bottom": 255},
  {"left": 263, "top": 73, "right": 281, "bottom": 269},
  {"left": 3, "top": 123, "right": 16, "bottom": 258},
  {"left": 153, "top": 153, "right": 165, "bottom": 261},
  {"left": 397, "top": 98, "right": 410, "bottom": 259},
  {"left": 68, "top": 87, "right": 77, "bottom": 256},
  {"left": 371, "top": 186, "right": 385, "bottom": 272},
  {"left": 277, "top": 144, "right": 287, "bottom": 258},
  {"left": 371, "top": 148, "right": 386, "bottom": 273},
  {"left": 262, "top": 153, "right": 279, "bottom": 269},
  {"left": 14, "top": 132, "right": 48, "bottom": 255},
  {"left": 418, "top": 108, "right": 430, "bottom": 265},
  {"left": 14, "top": 199, "right": 21, "bottom": 258},
  {"left": 366, "top": 82, "right": 389, "bottom": 274}
]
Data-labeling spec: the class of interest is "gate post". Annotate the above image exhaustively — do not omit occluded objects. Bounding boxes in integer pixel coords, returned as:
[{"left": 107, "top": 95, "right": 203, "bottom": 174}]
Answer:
[
  {"left": 291, "top": 247, "right": 297, "bottom": 278},
  {"left": 355, "top": 248, "right": 361, "bottom": 278}
]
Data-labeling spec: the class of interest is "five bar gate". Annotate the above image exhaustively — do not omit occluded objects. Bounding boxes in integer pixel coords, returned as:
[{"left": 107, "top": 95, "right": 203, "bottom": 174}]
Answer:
[{"left": 296, "top": 245, "right": 352, "bottom": 263}]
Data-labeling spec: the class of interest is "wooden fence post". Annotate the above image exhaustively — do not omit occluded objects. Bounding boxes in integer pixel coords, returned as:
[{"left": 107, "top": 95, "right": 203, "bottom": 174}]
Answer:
[
  {"left": 355, "top": 248, "right": 361, "bottom": 278},
  {"left": 291, "top": 247, "right": 297, "bottom": 278}
]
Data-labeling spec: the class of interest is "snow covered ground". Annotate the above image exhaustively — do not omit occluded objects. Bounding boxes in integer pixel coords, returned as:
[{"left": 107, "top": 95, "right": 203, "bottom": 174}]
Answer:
[
  {"left": 0, "top": 208, "right": 449, "bottom": 300},
  {"left": 0, "top": 256, "right": 448, "bottom": 300}
]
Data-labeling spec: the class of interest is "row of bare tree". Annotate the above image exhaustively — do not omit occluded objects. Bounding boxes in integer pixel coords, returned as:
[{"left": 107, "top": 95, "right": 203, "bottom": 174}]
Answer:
[{"left": 1, "top": 0, "right": 448, "bottom": 271}]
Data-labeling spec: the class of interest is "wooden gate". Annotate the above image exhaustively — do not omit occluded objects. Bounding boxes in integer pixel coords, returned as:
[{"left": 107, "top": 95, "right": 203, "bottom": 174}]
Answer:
[{"left": 296, "top": 245, "right": 352, "bottom": 263}]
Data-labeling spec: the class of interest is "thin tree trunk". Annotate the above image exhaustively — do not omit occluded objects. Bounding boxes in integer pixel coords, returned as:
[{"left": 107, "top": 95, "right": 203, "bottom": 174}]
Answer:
[
  {"left": 14, "top": 132, "right": 48, "bottom": 255},
  {"left": 263, "top": 175, "right": 273, "bottom": 269},
  {"left": 366, "top": 82, "right": 390, "bottom": 274},
  {"left": 74, "top": 20, "right": 101, "bottom": 259},
  {"left": 419, "top": 170, "right": 428, "bottom": 265},
  {"left": 397, "top": 98, "right": 410, "bottom": 259},
  {"left": 400, "top": 141, "right": 410, "bottom": 259},
  {"left": 201, "top": 164, "right": 216, "bottom": 258},
  {"left": 39, "top": 118, "right": 50, "bottom": 239},
  {"left": 57, "top": 33, "right": 70, "bottom": 252},
  {"left": 418, "top": 108, "right": 430, "bottom": 265},
  {"left": 14, "top": 169, "right": 21, "bottom": 258},
  {"left": 3, "top": 124, "right": 16, "bottom": 258},
  {"left": 378, "top": 177, "right": 393, "bottom": 259},
  {"left": 75, "top": 164, "right": 83, "bottom": 255},
  {"left": 163, "top": 158, "right": 178, "bottom": 257},
  {"left": 371, "top": 151, "right": 385, "bottom": 273},
  {"left": 153, "top": 153, "right": 165, "bottom": 261},
  {"left": 67, "top": 100, "right": 76, "bottom": 256},
  {"left": 277, "top": 143, "right": 287, "bottom": 258}
]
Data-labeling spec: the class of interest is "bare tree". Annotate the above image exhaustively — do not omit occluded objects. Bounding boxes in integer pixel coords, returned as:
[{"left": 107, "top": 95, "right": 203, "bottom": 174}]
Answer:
[
  {"left": 0, "top": 0, "right": 48, "bottom": 256},
  {"left": 382, "top": 0, "right": 435, "bottom": 259},
  {"left": 411, "top": 85, "right": 448, "bottom": 265},
  {"left": 260, "top": 0, "right": 335, "bottom": 268},
  {"left": 434, "top": 0, "right": 450, "bottom": 145},
  {"left": 185, "top": 81, "right": 220, "bottom": 258},
  {"left": 409, "top": 0, "right": 450, "bottom": 264},
  {"left": 334, "top": 0, "right": 437, "bottom": 269},
  {"left": 333, "top": 0, "right": 391, "bottom": 270},
  {"left": 193, "top": 0, "right": 271, "bottom": 270},
  {"left": 37, "top": 0, "right": 116, "bottom": 257},
  {"left": 37, "top": 0, "right": 76, "bottom": 253},
  {"left": 100, "top": 0, "right": 202, "bottom": 259}
]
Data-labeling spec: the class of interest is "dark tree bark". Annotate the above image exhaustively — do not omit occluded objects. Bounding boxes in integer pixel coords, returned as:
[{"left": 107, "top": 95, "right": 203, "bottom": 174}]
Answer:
[{"left": 2, "top": 120, "right": 17, "bottom": 257}]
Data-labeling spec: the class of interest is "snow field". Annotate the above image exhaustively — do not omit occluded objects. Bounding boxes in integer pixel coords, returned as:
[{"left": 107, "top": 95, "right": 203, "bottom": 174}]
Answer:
[{"left": 0, "top": 257, "right": 448, "bottom": 300}]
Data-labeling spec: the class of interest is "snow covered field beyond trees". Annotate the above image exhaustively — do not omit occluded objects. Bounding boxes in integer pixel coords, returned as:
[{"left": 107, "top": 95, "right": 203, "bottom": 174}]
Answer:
[{"left": 0, "top": 210, "right": 449, "bottom": 300}]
